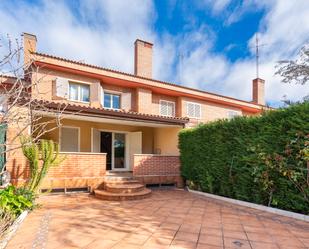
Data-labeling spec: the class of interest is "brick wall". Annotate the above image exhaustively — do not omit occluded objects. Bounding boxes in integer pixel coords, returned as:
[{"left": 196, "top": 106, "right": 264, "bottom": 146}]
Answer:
[
  {"left": 7, "top": 152, "right": 106, "bottom": 190},
  {"left": 133, "top": 154, "right": 183, "bottom": 187}
]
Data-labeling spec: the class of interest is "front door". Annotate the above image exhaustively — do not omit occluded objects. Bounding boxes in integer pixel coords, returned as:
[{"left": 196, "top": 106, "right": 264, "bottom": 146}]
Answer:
[
  {"left": 100, "top": 131, "right": 126, "bottom": 171},
  {"left": 100, "top": 132, "right": 112, "bottom": 170}
]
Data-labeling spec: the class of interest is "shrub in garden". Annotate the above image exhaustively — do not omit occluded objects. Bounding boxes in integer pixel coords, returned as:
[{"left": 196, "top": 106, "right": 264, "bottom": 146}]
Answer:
[
  {"left": 0, "top": 186, "right": 34, "bottom": 217},
  {"left": 179, "top": 102, "right": 309, "bottom": 214}
]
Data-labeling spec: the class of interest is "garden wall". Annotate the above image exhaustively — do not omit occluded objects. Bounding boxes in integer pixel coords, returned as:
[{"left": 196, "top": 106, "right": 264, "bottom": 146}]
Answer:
[{"left": 179, "top": 102, "right": 309, "bottom": 214}]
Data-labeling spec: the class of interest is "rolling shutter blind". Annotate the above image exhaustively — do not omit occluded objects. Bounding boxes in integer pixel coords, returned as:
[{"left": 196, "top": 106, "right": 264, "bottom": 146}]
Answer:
[
  {"left": 160, "top": 100, "right": 175, "bottom": 116},
  {"left": 55, "top": 77, "right": 68, "bottom": 98},
  {"left": 186, "top": 102, "right": 201, "bottom": 118},
  {"left": 121, "top": 92, "right": 132, "bottom": 111},
  {"left": 60, "top": 127, "right": 79, "bottom": 152}
]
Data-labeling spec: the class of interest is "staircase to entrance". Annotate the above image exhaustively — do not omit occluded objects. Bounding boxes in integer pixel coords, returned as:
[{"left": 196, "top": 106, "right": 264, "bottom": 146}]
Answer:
[{"left": 94, "top": 172, "right": 152, "bottom": 201}]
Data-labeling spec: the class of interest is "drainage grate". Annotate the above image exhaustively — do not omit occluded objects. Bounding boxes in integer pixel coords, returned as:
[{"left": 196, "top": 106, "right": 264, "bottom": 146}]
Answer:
[{"left": 41, "top": 187, "right": 89, "bottom": 194}]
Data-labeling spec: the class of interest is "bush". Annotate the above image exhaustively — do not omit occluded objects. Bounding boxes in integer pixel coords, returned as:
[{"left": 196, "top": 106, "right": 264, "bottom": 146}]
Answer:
[
  {"left": 0, "top": 185, "right": 35, "bottom": 217},
  {"left": 179, "top": 102, "right": 309, "bottom": 214}
]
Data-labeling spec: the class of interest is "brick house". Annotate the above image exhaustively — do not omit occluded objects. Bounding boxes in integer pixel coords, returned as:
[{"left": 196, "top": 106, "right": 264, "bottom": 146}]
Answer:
[{"left": 3, "top": 33, "right": 266, "bottom": 198}]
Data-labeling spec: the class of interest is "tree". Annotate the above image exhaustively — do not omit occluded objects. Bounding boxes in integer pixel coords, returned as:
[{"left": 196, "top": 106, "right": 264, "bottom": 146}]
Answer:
[
  {"left": 0, "top": 34, "right": 66, "bottom": 176},
  {"left": 276, "top": 44, "right": 309, "bottom": 85}
]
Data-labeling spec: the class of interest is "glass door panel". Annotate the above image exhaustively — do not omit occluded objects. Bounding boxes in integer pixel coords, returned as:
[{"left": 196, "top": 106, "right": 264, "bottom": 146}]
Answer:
[{"left": 114, "top": 133, "right": 125, "bottom": 169}]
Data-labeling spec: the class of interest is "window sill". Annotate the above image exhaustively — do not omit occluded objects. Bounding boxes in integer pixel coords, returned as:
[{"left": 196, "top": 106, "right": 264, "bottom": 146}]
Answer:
[{"left": 68, "top": 99, "right": 90, "bottom": 104}]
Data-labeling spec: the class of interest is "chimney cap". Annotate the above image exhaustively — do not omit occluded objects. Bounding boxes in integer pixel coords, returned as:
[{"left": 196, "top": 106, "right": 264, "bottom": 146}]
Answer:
[
  {"left": 253, "top": 77, "right": 265, "bottom": 83},
  {"left": 22, "top": 32, "right": 37, "bottom": 41},
  {"left": 134, "top": 39, "right": 153, "bottom": 47}
]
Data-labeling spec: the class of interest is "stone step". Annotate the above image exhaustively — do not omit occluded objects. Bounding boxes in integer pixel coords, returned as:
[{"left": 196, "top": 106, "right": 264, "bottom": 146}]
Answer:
[
  {"left": 105, "top": 183, "right": 145, "bottom": 194},
  {"left": 103, "top": 179, "right": 140, "bottom": 185},
  {"left": 103, "top": 176, "right": 134, "bottom": 182},
  {"left": 94, "top": 188, "right": 151, "bottom": 201}
]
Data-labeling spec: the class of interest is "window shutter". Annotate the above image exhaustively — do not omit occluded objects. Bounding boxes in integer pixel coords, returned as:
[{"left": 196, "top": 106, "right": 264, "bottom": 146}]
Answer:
[
  {"left": 160, "top": 101, "right": 168, "bottom": 116},
  {"left": 160, "top": 100, "right": 175, "bottom": 116},
  {"left": 55, "top": 77, "right": 68, "bottom": 99},
  {"left": 186, "top": 102, "right": 201, "bottom": 118},
  {"left": 121, "top": 92, "right": 132, "bottom": 111},
  {"left": 90, "top": 82, "right": 100, "bottom": 103}
]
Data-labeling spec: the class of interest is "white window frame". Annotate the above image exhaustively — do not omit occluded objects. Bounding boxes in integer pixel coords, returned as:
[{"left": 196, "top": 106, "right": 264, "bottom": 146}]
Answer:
[
  {"left": 68, "top": 81, "right": 90, "bottom": 103},
  {"left": 159, "top": 100, "right": 175, "bottom": 117},
  {"left": 103, "top": 92, "right": 121, "bottom": 110},
  {"left": 59, "top": 126, "right": 80, "bottom": 152},
  {"left": 227, "top": 110, "right": 241, "bottom": 120},
  {"left": 186, "top": 101, "right": 202, "bottom": 119}
]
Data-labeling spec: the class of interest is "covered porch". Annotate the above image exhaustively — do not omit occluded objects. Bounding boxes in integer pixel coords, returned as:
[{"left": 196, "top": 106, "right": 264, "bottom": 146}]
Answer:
[{"left": 35, "top": 103, "right": 187, "bottom": 190}]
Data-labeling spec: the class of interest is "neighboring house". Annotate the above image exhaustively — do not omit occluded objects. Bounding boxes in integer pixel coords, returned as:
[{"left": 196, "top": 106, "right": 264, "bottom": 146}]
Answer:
[{"left": 4, "top": 33, "right": 266, "bottom": 192}]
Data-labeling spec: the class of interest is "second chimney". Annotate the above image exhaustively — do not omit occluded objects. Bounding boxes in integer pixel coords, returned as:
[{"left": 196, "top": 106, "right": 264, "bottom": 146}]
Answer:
[
  {"left": 134, "top": 39, "right": 153, "bottom": 78},
  {"left": 252, "top": 78, "right": 265, "bottom": 105},
  {"left": 23, "top": 32, "right": 37, "bottom": 68}
]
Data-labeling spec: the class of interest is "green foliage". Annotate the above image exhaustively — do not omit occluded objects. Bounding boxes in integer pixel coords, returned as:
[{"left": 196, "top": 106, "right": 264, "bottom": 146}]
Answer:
[
  {"left": 21, "top": 137, "right": 66, "bottom": 194},
  {"left": 0, "top": 185, "right": 34, "bottom": 217},
  {"left": 179, "top": 102, "right": 309, "bottom": 214}
]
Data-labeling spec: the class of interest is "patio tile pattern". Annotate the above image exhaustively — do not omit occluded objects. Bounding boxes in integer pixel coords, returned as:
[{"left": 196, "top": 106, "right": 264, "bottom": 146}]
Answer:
[{"left": 6, "top": 189, "right": 309, "bottom": 249}]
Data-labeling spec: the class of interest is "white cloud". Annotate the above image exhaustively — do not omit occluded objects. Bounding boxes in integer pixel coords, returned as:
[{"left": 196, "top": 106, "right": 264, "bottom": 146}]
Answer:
[
  {"left": 175, "top": 0, "right": 309, "bottom": 105},
  {"left": 0, "top": 0, "right": 308, "bottom": 106}
]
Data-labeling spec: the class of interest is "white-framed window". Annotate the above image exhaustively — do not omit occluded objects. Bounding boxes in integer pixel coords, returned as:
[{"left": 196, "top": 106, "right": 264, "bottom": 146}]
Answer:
[
  {"left": 103, "top": 93, "right": 121, "bottom": 109},
  {"left": 160, "top": 100, "right": 175, "bottom": 117},
  {"left": 227, "top": 110, "right": 241, "bottom": 120},
  {"left": 60, "top": 126, "right": 80, "bottom": 152},
  {"left": 186, "top": 102, "right": 201, "bottom": 118},
  {"left": 69, "top": 82, "right": 90, "bottom": 102}
]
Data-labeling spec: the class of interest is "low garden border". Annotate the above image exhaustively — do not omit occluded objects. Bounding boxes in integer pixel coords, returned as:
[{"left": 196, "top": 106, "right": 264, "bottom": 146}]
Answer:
[
  {"left": 188, "top": 188, "right": 309, "bottom": 222},
  {"left": 0, "top": 210, "right": 28, "bottom": 249}
]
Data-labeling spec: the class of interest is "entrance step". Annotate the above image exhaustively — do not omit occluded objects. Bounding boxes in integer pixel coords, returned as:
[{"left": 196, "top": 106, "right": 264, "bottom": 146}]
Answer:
[
  {"left": 105, "top": 183, "right": 145, "bottom": 194},
  {"left": 94, "top": 175, "right": 151, "bottom": 201},
  {"left": 94, "top": 188, "right": 151, "bottom": 201}
]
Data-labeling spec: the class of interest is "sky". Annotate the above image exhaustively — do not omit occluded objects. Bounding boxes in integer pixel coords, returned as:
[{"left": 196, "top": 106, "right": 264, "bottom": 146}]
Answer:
[{"left": 0, "top": 0, "right": 308, "bottom": 107}]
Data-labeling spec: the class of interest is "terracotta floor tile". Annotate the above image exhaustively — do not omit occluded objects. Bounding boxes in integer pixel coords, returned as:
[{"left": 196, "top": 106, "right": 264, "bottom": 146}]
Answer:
[
  {"left": 174, "top": 231, "right": 199, "bottom": 242},
  {"left": 196, "top": 243, "right": 223, "bottom": 249},
  {"left": 179, "top": 223, "right": 201, "bottom": 233},
  {"left": 200, "top": 227, "right": 222, "bottom": 236},
  {"left": 152, "top": 228, "right": 177, "bottom": 239},
  {"left": 222, "top": 223, "right": 243, "bottom": 232},
  {"left": 198, "top": 234, "right": 223, "bottom": 246},
  {"left": 159, "top": 222, "right": 181, "bottom": 231},
  {"left": 170, "top": 240, "right": 197, "bottom": 249},
  {"left": 273, "top": 236, "right": 305, "bottom": 248},
  {"left": 246, "top": 232, "right": 274, "bottom": 243},
  {"left": 85, "top": 239, "right": 118, "bottom": 249},
  {"left": 5, "top": 190, "right": 309, "bottom": 249},
  {"left": 223, "top": 230, "right": 248, "bottom": 240},
  {"left": 250, "top": 241, "right": 280, "bottom": 249}
]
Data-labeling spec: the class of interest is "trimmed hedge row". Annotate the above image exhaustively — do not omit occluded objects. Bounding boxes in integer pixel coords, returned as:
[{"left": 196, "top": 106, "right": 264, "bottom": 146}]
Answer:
[{"left": 179, "top": 102, "right": 309, "bottom": 214}]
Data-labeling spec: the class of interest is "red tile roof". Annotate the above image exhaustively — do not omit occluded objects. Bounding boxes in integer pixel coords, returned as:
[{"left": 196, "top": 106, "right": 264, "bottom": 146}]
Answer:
[
  {"left": 32, "top": 52, "right": 265, "bottom": 109},
  {"left": 30, "top": 98, "right": 189, "bottom": 126}
]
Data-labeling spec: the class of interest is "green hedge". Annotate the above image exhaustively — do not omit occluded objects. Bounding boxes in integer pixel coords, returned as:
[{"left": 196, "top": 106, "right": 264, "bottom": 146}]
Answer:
[{"left": 179, "top": 102, "right": 309, "bottom": 214}]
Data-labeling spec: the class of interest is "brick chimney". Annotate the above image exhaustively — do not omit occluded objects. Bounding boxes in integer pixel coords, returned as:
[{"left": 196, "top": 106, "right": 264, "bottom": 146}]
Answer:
[
  {"left": 23, "top": 32, "right": 37, "bottom": 68},
  {"left": 252, "top": 78, "right": 265, "bottom": 105},
  {"left": 134, "top": 39, "right": 153, "bottom": 78}
]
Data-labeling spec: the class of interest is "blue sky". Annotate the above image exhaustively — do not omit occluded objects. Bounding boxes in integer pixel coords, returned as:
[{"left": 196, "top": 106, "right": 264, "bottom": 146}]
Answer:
[{"left": 0, "top": 0, "right": 308, "bottom": 106}]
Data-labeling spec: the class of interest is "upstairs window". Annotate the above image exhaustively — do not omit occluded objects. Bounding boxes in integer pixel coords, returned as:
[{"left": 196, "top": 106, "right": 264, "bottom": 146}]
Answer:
[
  {"left": 104, "top": 93, "right": 120, "bottom": 109},
  {"left": 160, "top": 100, "right": 175, "bottom": 117},
  {"left": 69, "top": 82, "right": 90, "bottom": 102},
  {"left": 227, "top": 110, "right": 241, "bottom": 119},
  {"left": 186, "top": 102, "right": 201, "bottom": 118}
]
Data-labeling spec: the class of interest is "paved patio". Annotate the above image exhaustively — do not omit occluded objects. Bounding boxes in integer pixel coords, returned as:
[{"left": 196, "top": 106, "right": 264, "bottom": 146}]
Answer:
[{"left": 6, "top": 189, "right": 309, "bottom": 249}]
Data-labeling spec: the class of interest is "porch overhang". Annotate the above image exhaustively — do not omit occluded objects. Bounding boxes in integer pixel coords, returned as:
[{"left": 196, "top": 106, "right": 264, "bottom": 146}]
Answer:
[{"left": 32, "top": 99, "right": 189, "bottom": 127}]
